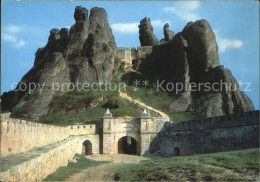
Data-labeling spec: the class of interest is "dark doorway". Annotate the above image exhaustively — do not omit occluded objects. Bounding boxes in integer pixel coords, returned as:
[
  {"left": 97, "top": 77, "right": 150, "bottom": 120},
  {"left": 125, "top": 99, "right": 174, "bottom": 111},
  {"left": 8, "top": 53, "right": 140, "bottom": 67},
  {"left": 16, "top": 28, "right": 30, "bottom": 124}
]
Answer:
[
  {"left": 118, "top": 136, "right": 137, "bottom": 155},
  {"left": 82, "top": 140, "right": 92, "bottom": 155},
  {"left": 174, "top": 147, "right": 180, "bottom": 156}
]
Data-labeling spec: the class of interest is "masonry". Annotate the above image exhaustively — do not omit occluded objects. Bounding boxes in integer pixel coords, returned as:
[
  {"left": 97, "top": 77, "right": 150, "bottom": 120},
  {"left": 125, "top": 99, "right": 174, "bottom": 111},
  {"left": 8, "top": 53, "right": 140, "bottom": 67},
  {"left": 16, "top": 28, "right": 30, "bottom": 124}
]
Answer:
[
  {"left": 0, "top": 110, "right": 259, "bottom": 181},
  {"left": 0, "top": 113, "right": 99, "bottom": 181},
  {"left": 158, "top": 111, "right": 259, "bottom": 156}
]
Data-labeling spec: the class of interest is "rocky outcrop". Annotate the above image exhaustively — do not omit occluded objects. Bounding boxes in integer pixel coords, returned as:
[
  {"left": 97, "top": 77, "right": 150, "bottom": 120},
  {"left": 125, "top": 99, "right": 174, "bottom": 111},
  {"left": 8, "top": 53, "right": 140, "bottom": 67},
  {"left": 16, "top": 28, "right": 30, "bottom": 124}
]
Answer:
[
  {"left": 163, "top": 23, "right": 175, "bottom": 41},
  {"left": 135, "top": 19, "right": 254, "bottom": 117},
  {"left": 181, "top": 19, "right": 219, "bottom": 82},
  {"left": 138, "top": 17, "right": 158, "bottom": 46},
  {"left": 1, "top": 10, "right": 254, "bottom": 121},
  {"left": 1, "top": 6, "right": 117, "bottom": 120}
]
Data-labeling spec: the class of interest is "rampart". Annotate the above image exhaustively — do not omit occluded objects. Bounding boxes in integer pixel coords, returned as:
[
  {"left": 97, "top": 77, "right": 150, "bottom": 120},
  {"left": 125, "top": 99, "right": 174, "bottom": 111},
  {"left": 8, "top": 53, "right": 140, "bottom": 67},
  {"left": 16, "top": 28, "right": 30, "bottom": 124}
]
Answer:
[
  {"left": 158, "top": 111, "right": 259, "bottom": 156},
  {"left": 117, "top": 46, "right": 152, "bottom": 69},
  {"left": 0, "top": 113, "right": 96, "bottom": 157},
  {"left": 0, "top": 135, "right": 99, "bottom": 182}
]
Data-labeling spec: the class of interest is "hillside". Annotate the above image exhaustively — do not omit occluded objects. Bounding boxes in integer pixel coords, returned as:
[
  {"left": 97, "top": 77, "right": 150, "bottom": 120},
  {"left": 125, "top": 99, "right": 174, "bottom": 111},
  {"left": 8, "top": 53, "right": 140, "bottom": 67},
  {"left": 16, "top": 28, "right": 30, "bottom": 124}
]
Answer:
[{"left": 1, "top": 6, "right": 254, "bottom": 124}]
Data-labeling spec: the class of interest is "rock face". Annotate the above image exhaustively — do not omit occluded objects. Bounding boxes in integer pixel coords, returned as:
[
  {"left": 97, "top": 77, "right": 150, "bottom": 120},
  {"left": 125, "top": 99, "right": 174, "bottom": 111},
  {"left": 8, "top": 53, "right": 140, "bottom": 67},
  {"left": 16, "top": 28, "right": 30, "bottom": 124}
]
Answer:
[
  {"left": 1, "top": 10, "right": 254, "bottom": 121},
  {"left": 163, "top": 23, "right": 175, "bottom": 41},
  {"left": 136, "top": 19, "right": 254, "bottom": 117},
  {"left": 1, "top": 6, "right": 117, "bottom": 120},
  {"left": 138, "top": 17, "right": 158, "bottom": 46}
]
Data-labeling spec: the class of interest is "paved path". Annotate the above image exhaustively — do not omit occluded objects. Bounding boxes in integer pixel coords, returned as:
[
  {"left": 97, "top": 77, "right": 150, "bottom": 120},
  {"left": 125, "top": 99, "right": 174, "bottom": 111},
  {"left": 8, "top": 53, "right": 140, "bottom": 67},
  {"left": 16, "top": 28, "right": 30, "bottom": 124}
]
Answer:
[
  {"left": 66, "top": 154, "right": 148, "bottom": 182},
  {"left": 119, "top": 91, "right": 169, "bottom": 120}
]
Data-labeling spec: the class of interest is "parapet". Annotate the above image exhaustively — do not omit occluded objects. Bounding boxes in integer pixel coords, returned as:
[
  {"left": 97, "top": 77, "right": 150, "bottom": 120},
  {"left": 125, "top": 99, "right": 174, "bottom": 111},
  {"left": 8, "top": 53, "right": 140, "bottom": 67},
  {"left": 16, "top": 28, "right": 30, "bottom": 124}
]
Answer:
[{"left": 0, "top": 112, "right": 11, "bottom": 121}]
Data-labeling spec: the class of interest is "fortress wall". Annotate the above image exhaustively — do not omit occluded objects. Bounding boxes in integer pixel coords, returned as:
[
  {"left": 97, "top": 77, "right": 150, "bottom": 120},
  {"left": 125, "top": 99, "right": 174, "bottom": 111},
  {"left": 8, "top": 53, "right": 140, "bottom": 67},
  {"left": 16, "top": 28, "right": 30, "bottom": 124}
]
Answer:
[
  {"left": 0, "top": 114, "right": 96, "bottom": 157},
  {"left": 116, "top": 46, "right": 152, "bottom": 69},
  {"left": 0, "top": 135, "right": 99, "bottom": 182},
  {"left": 159, "top": 111, "right": 259, "bottom": 156},
  {"left": 140, "top": 117, "right": 167, "bottom": 154}
]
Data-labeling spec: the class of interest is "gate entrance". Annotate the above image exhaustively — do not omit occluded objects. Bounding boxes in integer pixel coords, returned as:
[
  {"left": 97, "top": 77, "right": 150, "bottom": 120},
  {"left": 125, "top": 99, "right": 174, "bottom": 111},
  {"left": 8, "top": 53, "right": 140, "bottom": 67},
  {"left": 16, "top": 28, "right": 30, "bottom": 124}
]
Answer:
[
  {"left": 82, "top": 140, "right": 92, "bottom": 155},
  {"left": 118, "top": 136, "right": 137, "bottom": 155}
]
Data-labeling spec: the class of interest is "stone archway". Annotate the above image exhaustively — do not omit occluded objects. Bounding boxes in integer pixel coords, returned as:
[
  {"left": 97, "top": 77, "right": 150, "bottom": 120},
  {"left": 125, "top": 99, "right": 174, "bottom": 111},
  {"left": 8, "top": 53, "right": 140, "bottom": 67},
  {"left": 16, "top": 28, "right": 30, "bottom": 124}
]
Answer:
[
  {"left": 174, "top": 147, "right": 180, "bottom": 156},
  {"left": 82, "top": 140, "right": 92, "bottom": 155},
  {"left": 118, "top": 136, "right": 137, "bottom": 155}
]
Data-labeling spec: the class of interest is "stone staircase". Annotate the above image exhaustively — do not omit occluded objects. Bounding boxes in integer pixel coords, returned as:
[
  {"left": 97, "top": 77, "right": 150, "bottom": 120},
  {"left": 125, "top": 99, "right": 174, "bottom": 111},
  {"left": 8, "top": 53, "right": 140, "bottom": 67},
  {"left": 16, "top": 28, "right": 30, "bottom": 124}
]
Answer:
[{"left": 119, "top": 91, "right": 169, "bottom": 120}]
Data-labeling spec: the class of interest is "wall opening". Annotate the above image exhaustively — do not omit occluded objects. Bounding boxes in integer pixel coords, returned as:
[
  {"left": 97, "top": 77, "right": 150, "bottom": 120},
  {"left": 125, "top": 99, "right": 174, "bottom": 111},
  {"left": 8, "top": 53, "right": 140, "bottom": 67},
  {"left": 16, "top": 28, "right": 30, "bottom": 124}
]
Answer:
[
  {"left": 118, "top": 136, "right": 137, "bottom": 155},
  {"left": 174, "top": 147, "right": 180, "bottom": 156},
  {"left": 82, "top": 140, "right": 92, "bottom": 155}
]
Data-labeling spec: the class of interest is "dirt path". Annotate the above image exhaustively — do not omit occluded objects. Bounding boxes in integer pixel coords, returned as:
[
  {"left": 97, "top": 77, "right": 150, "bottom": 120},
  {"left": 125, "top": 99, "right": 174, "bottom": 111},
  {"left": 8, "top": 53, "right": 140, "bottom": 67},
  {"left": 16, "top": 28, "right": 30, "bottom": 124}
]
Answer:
[
  {"left": 119, "top": 91, "right": 169, "bottom": 120},
  {"left": 66, "top": 163, "right": 122, "bottom": 181},
  {"left": 66, "top": 154, "right": 148, "bottom": 182}
]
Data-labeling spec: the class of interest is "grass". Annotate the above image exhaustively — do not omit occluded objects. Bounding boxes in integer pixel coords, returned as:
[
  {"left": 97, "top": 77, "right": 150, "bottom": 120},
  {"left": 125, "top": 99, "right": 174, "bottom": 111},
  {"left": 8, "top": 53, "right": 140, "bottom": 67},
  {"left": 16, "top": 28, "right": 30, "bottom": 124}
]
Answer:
[
  {"left": 114, "top": 148, "right": 259, "bottom": 181},
  {"left": 43, "top": 153, "right": 109, "bottom": 181},
  {"left": 125, "top": 85, "right": 197, "bottom": 122},
  {"left": 38, "top": 90, "right": 143, "bottom": 126}
]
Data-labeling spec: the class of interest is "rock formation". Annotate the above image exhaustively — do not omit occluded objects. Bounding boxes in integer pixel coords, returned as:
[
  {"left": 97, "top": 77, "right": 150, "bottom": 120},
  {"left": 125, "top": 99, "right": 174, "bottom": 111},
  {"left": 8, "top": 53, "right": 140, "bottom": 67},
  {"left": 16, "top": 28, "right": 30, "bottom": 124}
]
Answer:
[
  {"left": 1, "top": 6, "right": 117, "bottom": 120},
  {"left": 1, "top": 9, "right": 254, "bottom": 121},
  {"left": 138, "top": 17, "right": 158, "bottom": 46},
  {"left": 163, "top": 23, "right": 175, "bottom": 41},
  {"left": 135, "top": 19, "right": 254, "bottom": 117}
]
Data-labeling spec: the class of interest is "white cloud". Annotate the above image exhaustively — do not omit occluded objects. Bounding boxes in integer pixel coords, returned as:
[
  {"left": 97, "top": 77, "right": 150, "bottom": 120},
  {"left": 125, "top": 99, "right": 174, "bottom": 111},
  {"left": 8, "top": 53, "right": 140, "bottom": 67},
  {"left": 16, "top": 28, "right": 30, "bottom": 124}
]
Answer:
[
  {"left": 111, "top": 22, "right": 139, "bottom": 33},
  {"left": 151, "top": 20, "right": 171, "bottom": 28},
  {"left": 111, "top": 20, "right": 170, "bottom": 34},
  {"left": 2, "top": 24, "right": 26, "bottom": 48},
  {"left": 5, "top": 25, "right": 21, "bottom": 34},
  {"left": 162, "top": 1, "right": 201, "bottom": 22},
  {"left": 214, "top": 30, "right": 243, "bottom": 53},
  {"left": 2, "top": 33, "right": 17, "bottom": 42},
  {"left": 218, "top": 39, "right": 243, "bottom": 52},
  {"left": 15, "top": 40, "right": 26, "bottom": 48}
]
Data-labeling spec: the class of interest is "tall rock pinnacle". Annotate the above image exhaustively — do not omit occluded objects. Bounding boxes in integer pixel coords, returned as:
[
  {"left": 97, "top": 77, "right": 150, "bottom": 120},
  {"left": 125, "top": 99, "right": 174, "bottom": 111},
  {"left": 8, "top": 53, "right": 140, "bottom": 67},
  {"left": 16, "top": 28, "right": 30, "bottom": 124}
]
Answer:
[
  {"left": 138, "top": 17, "right": 158, "bottom": 46},
  {"left": 1, "top": 6, "right": 117, "bottom": 120}
]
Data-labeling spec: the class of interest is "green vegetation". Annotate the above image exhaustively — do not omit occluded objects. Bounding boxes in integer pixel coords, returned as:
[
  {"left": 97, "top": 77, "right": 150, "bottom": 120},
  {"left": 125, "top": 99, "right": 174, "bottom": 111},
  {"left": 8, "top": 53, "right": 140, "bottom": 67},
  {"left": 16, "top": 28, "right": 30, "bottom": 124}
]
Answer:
[
  {"left": 114, "top": 149, "right": 259, "bottom": 181},
  {"left": 43, "top": 153, "right": 109, "bottom": 181},
  {"left": 125, "top": 85, "right": 197, "bottom": 122},
  {"left": 169, "top": 112, "right": 195, "bottom": 122},
  {"left": 38, "top": 90, "right": 143, "bottom": 126},
  {"left": 125, "top": 86, "right": 172, "bottom": 111}
]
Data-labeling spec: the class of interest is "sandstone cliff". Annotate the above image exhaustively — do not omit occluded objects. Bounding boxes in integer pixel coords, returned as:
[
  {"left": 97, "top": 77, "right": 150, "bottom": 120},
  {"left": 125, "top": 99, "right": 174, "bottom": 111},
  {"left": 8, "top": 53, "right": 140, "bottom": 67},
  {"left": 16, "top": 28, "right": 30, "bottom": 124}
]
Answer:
[
  {"left": 1, "top": 6, "right": 117, "bottom": 120},
  {"left": 1, "top": 9, "right": 254, "bottom": 121},
  {"left": 135, "top": 19, "right": 254, "bottom": 117}
]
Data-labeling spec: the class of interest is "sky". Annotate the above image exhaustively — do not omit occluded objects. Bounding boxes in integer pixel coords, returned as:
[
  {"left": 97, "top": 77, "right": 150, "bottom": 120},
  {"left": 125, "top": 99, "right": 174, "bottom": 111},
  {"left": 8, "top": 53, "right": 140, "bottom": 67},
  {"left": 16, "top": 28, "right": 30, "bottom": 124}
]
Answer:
[{"left": 1, "top": 0, "right": 259, "bottom": 109}]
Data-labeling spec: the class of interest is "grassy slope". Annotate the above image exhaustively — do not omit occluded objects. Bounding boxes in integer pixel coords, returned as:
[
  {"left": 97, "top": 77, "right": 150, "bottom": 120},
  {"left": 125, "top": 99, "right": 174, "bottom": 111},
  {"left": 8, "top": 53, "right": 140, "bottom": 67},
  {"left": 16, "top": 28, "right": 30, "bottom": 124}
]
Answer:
[
  {"left": 37, "top": 71, "right": 198, "bottom": 126},
  {"left": 43, "top": 154, "right": 109, "bottom": 181},
  {"left": 38, "top": 90, "right": 143, "bottom": 126},
  {"left": 115, "top": 148, "right": 259, "bottom": 181},
  {"left": 125, "top": 85, "right": 196, "bottom": 122}
]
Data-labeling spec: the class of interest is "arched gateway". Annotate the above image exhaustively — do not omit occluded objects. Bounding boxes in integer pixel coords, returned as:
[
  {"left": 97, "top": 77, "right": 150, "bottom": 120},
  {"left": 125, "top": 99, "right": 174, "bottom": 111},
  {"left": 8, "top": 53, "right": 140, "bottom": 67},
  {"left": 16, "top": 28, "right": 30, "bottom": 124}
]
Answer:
[
  {"left": 82, "top": 140, "right": 92, "bottom": 155},
  {"left": 118, "top": 136, "right": 137, "bottom": 154}
]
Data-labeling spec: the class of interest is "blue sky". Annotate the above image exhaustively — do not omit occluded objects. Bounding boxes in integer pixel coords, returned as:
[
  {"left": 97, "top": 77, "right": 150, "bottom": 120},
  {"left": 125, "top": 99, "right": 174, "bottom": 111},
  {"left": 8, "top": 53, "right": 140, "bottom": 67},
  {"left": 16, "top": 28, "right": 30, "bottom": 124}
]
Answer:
[{"left": 1, "top": 1, "right": 259, "bottom": 109}]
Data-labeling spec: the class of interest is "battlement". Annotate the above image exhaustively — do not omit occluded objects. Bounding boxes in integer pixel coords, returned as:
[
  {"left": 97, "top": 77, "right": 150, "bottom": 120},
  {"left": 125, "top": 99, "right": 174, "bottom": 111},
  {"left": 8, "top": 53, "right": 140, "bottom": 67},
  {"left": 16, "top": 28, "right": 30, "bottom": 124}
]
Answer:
[
  {"left": 0, "top": 112, "right": 11, "bottom": 120},
  {"left": 0, "top": 115, "right": 96, "bottom": 157},
  {"left": 116, "top": 46, "right": 152, "bottom": 70},
  {"left": 164, "top": 110, "right": 259, "bottom": 132}
]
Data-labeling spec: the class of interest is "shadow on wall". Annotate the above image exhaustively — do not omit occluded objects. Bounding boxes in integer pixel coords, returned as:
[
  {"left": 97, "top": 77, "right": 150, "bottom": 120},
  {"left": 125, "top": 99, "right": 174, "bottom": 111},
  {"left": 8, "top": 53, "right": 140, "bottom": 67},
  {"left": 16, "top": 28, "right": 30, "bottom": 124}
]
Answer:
[{"left": 147, "top": 111, "right": 259, "bottom": 156}]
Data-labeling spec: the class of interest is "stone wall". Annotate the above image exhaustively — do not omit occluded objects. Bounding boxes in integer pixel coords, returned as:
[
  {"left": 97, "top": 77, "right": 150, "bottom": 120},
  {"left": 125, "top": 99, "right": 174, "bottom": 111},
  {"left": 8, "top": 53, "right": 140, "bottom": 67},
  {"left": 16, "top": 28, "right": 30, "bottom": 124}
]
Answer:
[
  {"left": 0, "top": 135, "right": 99, "bottom": 182},
  {"left": 158, "top": 111, "right": 259, "bottom": 156},
  {"left": 116, "top": 46, "right": 152, "bottom": 70},
  {"left": 102, "top": 116, "right": 168, "bottom": 155},
  {"left": 0, "top": 113, "right": 96, "bottom": 157}
]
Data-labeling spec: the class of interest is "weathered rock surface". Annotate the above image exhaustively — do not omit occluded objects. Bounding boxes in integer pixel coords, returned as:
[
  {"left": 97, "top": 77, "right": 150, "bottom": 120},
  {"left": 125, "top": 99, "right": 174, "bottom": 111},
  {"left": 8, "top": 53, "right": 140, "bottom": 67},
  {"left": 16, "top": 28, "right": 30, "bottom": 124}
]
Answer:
[
  {"left": 1, "top": 6, "right": 116, "bottom": 120},
  {"left": 1, "top": 11, "right": 254, "bottom": 120},
  {"left": 181, "top": 19, "right": 219, "bottom": 82},
  {"left": 138, "top": 17, "right": 158, "bottom": 46},
  {"left": 163, "top": 23, "right": 175, "bottom": 41},
  {"left": 135, "top": 19, "right": 254, "bottom": 117}
]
